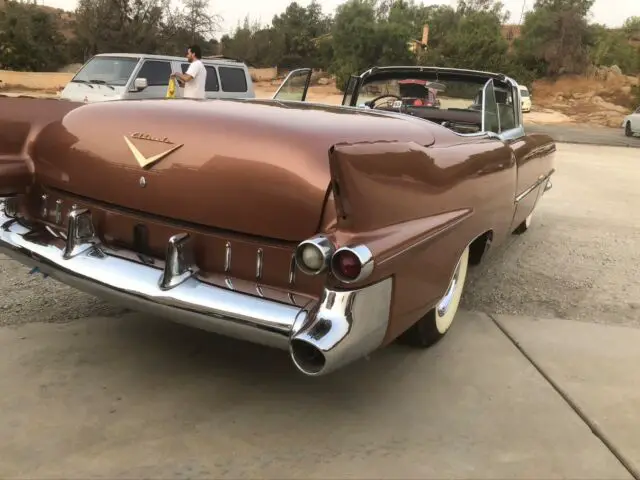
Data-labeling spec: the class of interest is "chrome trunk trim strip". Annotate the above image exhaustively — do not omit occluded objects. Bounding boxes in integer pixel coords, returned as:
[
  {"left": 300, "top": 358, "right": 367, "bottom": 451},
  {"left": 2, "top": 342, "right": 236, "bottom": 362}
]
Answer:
[
  {"left": 255, "top": 248, "right": 263, "bottom": 280},
  {"left": 224, "top": 241, "right": 231, "bottom": 272}
]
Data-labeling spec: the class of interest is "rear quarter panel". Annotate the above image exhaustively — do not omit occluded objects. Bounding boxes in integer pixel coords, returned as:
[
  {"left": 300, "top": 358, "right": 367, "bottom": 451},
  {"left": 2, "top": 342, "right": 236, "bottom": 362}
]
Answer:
[
  {"left": 0, "top": 97, "right": 82, "bottom": 195},
  {"left": 327, "top": 135, "right": 518, "bottom": 342}
]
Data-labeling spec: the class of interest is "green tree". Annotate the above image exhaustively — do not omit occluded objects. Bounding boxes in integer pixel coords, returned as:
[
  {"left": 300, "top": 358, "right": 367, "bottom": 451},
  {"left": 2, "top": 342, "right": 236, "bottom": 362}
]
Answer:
[
  {"left": 624, "top": 16, "right": 640, "bottom": 37},
  {"left": 271, "top": 1, "right": 332, "bottom": 68},
  {"left": 0, "top": 0, "right": 69, "bottom": 71},
  {"left": 72, "top": 0, "right": 170, "bottom": 59},
  {"left": 589, "top": 23, "right": 640, "bottom": 75},
  {"left": 418, "top": 1, "right": 509, "bottom": 72},
  {"left": 220, "top": 16, "right": 286, "bottom": 67},
  {"left": 330, "top": 0, "right": 420, "bottom": 90},
  {"left": 514, "top": 0, "right": 595, "bottom": 76}
]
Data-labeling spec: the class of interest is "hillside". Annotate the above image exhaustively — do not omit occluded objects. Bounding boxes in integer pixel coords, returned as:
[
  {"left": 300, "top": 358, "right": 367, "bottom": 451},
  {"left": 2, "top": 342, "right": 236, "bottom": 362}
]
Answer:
[
  {"left": 532, "top": 67, "right": 639, "bottom": 127},
  {"left": 0, "top": 0, "right": 75, "bottom": 39}
]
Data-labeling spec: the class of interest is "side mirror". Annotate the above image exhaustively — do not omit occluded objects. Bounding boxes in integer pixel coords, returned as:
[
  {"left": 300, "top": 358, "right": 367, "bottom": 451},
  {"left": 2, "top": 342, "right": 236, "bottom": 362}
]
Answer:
[{"left": 133, "top": 78, "right": 148, "bottom": 91}]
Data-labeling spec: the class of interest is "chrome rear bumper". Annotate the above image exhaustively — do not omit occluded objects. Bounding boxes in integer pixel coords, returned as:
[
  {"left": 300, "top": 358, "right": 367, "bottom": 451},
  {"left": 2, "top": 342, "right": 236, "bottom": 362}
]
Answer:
[{"left": 0, "top": 204, "right": 392, "bottom": 376}]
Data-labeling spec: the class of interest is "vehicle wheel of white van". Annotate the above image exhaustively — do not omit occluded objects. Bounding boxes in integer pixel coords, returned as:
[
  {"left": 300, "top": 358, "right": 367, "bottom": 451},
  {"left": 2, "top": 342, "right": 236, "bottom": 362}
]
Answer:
[
  {"left": 398, "top": 245, "right": 470, "bottom": 348},
  {"left": 625, "top": 122, "right": 633, "bottom": 137}
]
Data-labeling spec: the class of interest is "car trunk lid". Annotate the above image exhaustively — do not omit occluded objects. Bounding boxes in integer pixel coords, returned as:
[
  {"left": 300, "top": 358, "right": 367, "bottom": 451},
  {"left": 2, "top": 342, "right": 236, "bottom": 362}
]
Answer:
[{"left": 30, "top": 98, "right": 436, "bottom": 241}]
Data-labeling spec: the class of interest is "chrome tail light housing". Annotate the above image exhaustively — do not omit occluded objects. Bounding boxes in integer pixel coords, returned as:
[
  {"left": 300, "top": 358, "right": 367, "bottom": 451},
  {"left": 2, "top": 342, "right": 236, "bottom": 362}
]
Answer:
[
  {"left": 295, "top": 235, "right": 375, "bottom": 285},
  {"left": 294, "top": 236, "right": 335, "bottom": 275}
]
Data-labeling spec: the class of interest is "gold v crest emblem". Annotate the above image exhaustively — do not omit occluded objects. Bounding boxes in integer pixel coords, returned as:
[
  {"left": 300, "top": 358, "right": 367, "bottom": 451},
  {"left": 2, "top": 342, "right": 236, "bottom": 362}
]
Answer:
[{"left": 124, "top": 133, "right": 184, "bottom": 169}]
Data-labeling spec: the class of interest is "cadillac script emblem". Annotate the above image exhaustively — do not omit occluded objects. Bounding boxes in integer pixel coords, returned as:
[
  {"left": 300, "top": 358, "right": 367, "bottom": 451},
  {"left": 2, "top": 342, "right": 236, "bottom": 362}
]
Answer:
[{"left": 124, "top": 132, "right": 183, "bottom": 169}]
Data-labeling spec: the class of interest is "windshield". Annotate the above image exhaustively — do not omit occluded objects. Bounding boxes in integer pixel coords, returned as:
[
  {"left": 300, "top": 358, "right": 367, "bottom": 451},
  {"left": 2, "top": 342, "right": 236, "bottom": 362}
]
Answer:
[
  {"left": 358, "top": 78, "right": 490, "bottom": 110},
  {"left": 520, "top": 88, "right": 530, "bottom": 97},
  {"left": 72, "top": 57, "right": 140, "bottom": 86},
  {"left": 354, "top": 75, "right": 517, "bottom": 135}
]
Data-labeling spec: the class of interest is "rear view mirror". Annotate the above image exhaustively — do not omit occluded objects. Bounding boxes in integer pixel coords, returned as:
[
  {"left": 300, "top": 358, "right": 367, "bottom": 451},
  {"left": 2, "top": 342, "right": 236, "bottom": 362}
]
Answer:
[{"left": 133, "top": 78, "right": 148, "bottom": 91}]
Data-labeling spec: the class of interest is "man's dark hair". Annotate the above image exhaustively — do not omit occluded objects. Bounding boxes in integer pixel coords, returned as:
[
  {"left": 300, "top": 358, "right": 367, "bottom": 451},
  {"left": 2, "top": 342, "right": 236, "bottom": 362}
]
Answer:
[{"left": 188, "top": 44, "right": 202, "bottom": 59}]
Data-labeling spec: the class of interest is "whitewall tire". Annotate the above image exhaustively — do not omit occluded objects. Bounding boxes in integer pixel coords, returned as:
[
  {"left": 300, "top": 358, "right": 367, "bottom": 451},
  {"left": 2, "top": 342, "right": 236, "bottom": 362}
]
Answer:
[{"left": 398, "top": 245, "right": 470, "bottom": 348}]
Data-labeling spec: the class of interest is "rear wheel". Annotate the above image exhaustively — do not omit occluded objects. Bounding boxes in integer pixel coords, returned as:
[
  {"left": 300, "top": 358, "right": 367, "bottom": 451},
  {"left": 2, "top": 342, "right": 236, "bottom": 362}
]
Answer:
[
  {"left": 398, "top": 245, "right": 470, "bottom": 348},
  {"left": 625, "top": 122, "right": 633, "bottom": 137}
]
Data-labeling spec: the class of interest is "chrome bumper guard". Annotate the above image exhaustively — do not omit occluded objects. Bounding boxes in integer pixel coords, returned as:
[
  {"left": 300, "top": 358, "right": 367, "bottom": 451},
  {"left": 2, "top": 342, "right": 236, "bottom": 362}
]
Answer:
[{"left": 0, "top": 204, "right": 392, "bottom": 376}]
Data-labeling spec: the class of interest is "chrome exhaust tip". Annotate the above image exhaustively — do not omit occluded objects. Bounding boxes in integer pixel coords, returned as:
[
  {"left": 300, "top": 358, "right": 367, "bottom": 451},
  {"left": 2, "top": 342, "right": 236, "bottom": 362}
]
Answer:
[
  {"left": 290, "top": 339, "right": 326, "bottom": 376},
  {"left": 288, "top": 277, "right": 392, "bottom": 376}
]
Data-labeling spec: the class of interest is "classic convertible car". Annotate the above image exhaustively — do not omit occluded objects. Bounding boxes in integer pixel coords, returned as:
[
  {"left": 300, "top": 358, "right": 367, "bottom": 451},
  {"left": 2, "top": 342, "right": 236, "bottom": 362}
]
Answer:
[{"left": 0, "top": 65, "right": 555, "bottom": 376}]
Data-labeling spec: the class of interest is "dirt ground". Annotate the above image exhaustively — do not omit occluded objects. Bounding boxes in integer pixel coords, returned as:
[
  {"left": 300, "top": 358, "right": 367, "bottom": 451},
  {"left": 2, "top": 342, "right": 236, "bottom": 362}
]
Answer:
[
  {"left": 532, "top": 73, "right": 640, "bottom": 128},
  {"left": 0, "top": 142, "right": 638, "bottom": 330}
]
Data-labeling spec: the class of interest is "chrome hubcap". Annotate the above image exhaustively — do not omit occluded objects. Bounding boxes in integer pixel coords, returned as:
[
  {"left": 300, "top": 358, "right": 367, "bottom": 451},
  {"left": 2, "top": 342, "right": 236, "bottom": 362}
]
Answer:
[{"left": 437, "top": 257, "right": 462, "bottom": 317}]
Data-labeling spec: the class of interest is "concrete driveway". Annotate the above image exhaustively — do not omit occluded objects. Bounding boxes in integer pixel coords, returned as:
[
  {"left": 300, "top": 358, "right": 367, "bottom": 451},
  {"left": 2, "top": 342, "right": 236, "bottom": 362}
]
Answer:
[{"left": 0, "top": 310, "right": 637, "bottom": 479}]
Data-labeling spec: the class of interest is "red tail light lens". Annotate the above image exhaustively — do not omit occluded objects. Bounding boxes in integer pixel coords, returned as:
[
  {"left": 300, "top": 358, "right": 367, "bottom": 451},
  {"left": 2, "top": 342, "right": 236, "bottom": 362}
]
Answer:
[
  {"left": 330, "top": 245, "right": 374, "bottom": 284},
  {"left": 332, "top": 249, "right": 361, "bottom": 281}
]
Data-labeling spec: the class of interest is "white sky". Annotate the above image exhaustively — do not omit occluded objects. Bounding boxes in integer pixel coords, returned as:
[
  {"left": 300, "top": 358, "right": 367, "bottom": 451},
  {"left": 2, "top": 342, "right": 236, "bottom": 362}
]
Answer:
[{"left": 41, "top": 0, "right": 640, "bottom": 36}]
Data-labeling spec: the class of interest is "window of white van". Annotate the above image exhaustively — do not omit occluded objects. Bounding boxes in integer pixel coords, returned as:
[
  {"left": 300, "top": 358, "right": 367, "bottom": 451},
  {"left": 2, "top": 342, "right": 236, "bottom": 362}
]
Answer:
[
  {"left": 520, "top": 88, "right": 530, "bottom": 97},
  {"left": 72, "top": 56, "right": 139, "bottom": 86},
  {"left": 219, "top": 66, "right": 248, "bottom": 92},
  {"left": 181, "top": 63, "right": 220, "bottom": 91},
  {"left": 136, "top": 60, "right": 172, "bottom": 86}
]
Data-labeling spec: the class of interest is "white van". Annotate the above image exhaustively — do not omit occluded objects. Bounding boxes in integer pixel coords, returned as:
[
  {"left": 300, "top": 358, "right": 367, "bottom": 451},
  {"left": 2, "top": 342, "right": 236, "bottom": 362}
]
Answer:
[
  {"left": 519, "top": 85, "right": 532, "bottom": 112},
  {"left": 59, "top": 53, "right": 256, "bottom": 103}
]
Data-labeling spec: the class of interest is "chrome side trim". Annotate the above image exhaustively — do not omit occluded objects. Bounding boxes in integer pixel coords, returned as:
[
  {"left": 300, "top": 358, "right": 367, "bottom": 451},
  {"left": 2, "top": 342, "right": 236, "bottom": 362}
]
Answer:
[{"left": 515, "top": 169, "right": 555, "bottom": 203}]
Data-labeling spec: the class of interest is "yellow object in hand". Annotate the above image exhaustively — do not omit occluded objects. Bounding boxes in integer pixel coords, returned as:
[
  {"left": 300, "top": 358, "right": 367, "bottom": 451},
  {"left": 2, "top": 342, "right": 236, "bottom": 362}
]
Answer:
[{"left": 166, "top": 77, "right": 177, "bottom": 99}]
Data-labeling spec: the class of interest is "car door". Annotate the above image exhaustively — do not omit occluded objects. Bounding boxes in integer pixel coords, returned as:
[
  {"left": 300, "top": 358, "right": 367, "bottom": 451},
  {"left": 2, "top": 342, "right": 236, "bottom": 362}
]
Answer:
[
  {"left": 272, "top": 68, "right": 312, "bottom": 102},
  {"left": 483, "top": 78, "right": 553, "bottom": 230},
  {"left": 129, "top": 59, "right": 173, "bottom": 99}
]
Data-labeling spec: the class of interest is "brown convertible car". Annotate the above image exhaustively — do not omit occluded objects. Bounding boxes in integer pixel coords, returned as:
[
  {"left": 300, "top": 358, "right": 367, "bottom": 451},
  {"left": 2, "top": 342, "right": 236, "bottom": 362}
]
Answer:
[{"left": 0, "top": 65, "right": 555, "bottom": 376}]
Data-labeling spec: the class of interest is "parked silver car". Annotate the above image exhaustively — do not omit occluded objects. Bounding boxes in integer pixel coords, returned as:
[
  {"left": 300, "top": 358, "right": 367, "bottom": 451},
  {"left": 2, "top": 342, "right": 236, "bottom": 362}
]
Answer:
[{"left": 59, "top": 53, "right": 256, "bottom": 103}]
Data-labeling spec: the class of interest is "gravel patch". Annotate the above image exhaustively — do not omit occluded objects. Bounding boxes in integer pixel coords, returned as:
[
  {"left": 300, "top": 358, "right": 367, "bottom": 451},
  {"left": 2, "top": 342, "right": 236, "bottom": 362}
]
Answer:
[{"left": 462, "top": 143, "right": 640, "bottom": 328}]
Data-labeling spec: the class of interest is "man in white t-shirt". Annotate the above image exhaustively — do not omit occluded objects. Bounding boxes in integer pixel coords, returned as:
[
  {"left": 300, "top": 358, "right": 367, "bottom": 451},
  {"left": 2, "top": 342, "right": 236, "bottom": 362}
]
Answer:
[{"left": 170, "top": 45, "right": 207, "bottom": 99}]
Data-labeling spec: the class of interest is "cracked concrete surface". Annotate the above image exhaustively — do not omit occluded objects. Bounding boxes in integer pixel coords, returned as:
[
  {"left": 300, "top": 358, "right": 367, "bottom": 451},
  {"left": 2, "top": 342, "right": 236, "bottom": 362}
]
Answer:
[{"left": 0, "top": 311, "right": 635, "bottom": 479}]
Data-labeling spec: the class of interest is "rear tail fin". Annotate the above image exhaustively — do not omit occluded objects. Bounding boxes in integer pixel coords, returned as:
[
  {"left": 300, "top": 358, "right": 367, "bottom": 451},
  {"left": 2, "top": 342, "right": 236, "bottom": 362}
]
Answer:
[{"left": 0, "top": 96, "right": 81, "bottom": 195}]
